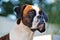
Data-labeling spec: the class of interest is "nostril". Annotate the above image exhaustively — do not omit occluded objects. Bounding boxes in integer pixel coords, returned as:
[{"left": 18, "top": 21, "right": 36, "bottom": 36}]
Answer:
[
  {"left": 41, "top": 20, "right": 44, "bottom": 22},
  {"left": 40, "top": 20, "right": 44, "bottom": 23}
]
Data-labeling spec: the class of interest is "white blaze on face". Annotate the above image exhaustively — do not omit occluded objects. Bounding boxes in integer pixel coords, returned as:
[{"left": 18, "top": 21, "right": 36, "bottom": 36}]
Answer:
[{"left": 31, "top": 6, "right": 40, "bottom": 29}]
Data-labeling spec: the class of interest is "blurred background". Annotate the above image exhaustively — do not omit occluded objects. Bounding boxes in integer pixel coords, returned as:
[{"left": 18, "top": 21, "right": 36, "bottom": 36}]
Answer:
[{"left": 0, "top": 0, "right": 60, "bottom": 38}]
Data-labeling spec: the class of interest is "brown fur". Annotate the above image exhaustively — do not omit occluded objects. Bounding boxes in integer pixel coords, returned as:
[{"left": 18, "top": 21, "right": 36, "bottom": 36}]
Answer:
[
  {"left": 23, "top": 5, "right": 33, "bottom": 16},
  {"left": 0, "top": 34, "right": 9, "bottom": 40}
]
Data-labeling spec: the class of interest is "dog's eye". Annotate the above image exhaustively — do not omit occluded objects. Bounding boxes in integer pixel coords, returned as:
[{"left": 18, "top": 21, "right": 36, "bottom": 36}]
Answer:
[
  {"left": 29, "top": 10, "right": 36, "bottom": 14},
  {"left": 28, "top": 10, "right": 36, "bottom": 18},
  {"left": 39, "top": 10, "right": 42, "bottom": 15}
]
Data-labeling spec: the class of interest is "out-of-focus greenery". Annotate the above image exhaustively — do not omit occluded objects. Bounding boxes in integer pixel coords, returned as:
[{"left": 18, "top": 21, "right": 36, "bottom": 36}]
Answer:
[
  {"left": 0, "top": 0, "right": 60, "bottom": 24},
  {"left": 44, "top": 1, "right": 60, "bottom": 24}
]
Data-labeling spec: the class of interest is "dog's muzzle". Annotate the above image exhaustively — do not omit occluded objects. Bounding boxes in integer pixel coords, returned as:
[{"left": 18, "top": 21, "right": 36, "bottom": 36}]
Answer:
[
  {"left": 31, "top": 23, "right": 45, "bottom": 33},
  {"left": 37, "top": 15, "right": 46, "bottom": 33},
  {"left": 31, "top": 15, "right": 46, "bottom": 33}
]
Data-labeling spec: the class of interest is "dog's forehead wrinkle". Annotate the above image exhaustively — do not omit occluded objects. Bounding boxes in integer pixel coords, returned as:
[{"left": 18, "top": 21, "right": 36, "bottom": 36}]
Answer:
[{"left": 32, "top": 6, "right": 40, "bottom": 12}]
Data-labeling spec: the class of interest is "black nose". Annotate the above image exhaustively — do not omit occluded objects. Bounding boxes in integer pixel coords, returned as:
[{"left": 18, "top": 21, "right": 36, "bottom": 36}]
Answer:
[
  {"left": 37, "top": 16, "right": 44, "bottom": 23},
  {"left": 37, "top": 15, "right": 43, "bottom": 19},
  {"left": 40, "top": 19, "right": 44, "bottom": 24}
]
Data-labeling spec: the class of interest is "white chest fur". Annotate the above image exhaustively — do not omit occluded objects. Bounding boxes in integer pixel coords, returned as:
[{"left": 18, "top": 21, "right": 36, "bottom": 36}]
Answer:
[{"left": 10, "top": 21, "right": 34, "bottom": 40}]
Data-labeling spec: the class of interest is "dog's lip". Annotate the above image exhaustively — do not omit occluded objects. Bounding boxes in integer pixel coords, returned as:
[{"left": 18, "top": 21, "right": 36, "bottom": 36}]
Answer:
[
  {"left": 31, "top": 23, "right": 45, "bottom": 29},
  {"left": 31, "top": 23, "right": 45, "bottom": 32},
  {"left": 38, "top": 24, "right": 44, "bottom": 28},
  {"left": 37, "top": 23, "right": 45, "bottom": 33},
  {"left": 37, "top": 23, "right": 44, "bottom": 28}
]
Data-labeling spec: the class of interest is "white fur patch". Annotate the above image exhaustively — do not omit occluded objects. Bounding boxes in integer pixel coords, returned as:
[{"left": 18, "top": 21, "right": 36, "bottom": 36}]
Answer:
[
  {"left": 31, "top": 5, "right": 45, "bottom": 29},
  {"left": 31, "top": 6, "right": 40, "bottom": 29},
  {"left": 32, "top": 5, "right": 40, "bottom": 13}
]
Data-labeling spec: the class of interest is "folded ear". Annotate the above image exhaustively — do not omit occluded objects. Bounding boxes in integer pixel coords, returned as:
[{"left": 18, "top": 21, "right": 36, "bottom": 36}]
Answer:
[
  {"left": 14, "top": 4, "right": 27, "bottom": 24},
  {"left": 14, "top": 6, "right": 21, "bottom": 18},
  {"left": 14, "top": 4, "right": 27, "bottom": 18}
]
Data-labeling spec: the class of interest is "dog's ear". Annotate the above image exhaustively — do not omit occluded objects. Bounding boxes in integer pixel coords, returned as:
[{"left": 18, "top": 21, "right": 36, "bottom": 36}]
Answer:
[
  {"left": 14, "top": 6, "right": 21, "bottom": 18},
  {"left": 14, "top": 4, "right": 27, "bottom": 24}
]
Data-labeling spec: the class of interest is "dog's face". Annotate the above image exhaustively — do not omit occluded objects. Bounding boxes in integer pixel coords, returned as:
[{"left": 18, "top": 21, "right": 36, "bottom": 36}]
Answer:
[{"left": 14, "top": 4, "right": 48, "bottom": 33}]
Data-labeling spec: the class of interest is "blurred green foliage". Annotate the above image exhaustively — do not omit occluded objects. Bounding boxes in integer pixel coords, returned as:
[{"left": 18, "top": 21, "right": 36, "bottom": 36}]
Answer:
[
  {"left": 0, "top": 0, "right": 60, "bottom": 24},
  {"left": 44, "top": 1, "right": 60, "bottom": 24}
]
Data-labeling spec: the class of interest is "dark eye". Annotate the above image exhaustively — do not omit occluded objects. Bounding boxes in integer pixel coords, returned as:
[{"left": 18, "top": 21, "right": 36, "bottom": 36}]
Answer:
[
  {"left": 28, "top": 9, "right": 36, "bottom": 18},
  {"left": 39, "top": 10, "right": 42, "bottom": 15}
]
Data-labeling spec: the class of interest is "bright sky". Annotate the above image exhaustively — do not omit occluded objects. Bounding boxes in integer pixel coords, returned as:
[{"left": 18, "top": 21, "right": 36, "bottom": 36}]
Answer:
[
  {"left": 1, "top": 0, "right": 56, "bottom": 4},
  {"left": 0, "top": 8, "right": 2, "bottom": 13},
  {"left": 2, "top": 0, "right": 9, "bottom": 2},
  {"left": 44, "top": 0, "right": 56, "bottom": 4}
]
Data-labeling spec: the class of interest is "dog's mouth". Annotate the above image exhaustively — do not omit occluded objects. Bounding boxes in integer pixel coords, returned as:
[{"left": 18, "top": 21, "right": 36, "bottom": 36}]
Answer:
[
  {"left": 37, "top": 23, "right": 45, "bottom": 33},
  {"left": 31, "top": 23, "right": 45, "bottom": 33}
]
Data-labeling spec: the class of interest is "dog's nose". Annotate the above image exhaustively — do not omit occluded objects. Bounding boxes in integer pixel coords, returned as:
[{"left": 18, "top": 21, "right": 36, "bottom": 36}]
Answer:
[
  {"left": 37, "top": 15, "right": 45, "bottom": 24},
  {"left": 40, "top": 19, "right": 44, "bottom": 24}
]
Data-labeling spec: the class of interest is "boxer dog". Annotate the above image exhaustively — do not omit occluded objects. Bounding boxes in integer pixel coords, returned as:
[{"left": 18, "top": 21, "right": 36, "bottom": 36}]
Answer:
[{"left": 0, "top": 4, "right": 48, "bottom": 40}]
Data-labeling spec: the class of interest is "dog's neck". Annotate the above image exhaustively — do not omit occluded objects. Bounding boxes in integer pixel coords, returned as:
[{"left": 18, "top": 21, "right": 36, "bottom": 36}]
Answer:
[{"left": 10, "top": 21, "right": 34, "bottom": 40}]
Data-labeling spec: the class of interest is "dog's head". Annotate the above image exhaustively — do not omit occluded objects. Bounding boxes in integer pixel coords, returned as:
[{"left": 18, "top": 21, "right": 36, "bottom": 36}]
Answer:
[{"left": 14, "top": 4, "right": 48, "bottom": 33}]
